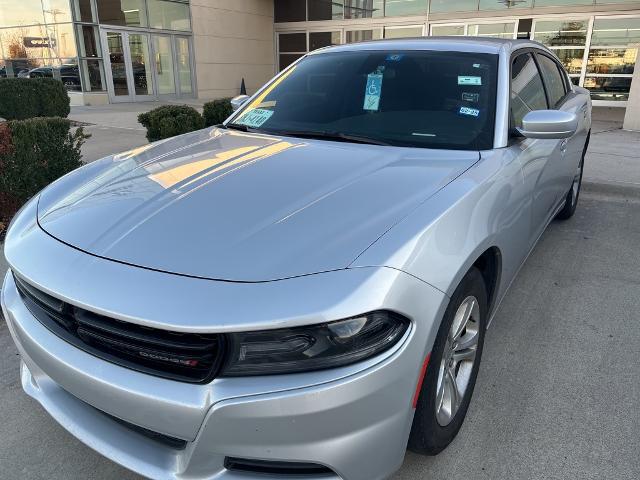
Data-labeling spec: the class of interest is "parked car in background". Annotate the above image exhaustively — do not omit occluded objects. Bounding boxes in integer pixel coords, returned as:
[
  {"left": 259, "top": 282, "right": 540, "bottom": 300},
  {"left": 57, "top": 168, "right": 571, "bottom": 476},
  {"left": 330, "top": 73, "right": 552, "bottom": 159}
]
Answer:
[
  {"left": 21, "top": 64, "right": 81, "bottom": 91},
  {"left": 2, "top": 38, "right": 590, "bottom": 480}
]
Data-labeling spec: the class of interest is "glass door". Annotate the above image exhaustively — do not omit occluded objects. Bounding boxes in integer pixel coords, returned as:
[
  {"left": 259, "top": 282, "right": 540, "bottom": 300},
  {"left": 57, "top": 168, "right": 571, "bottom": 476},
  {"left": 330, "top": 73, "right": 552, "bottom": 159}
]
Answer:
[
  {"left": 152, "top": 34, "right": 176, "bottom": 96},
  {"left": 128, "top": 33, "right": 154, "bottom": 100},
  {"left": 102, "top": 30, "right": 155, "bottom": 102},
  {"left": 103, "top": 31, "right": 131, "bottom": 101},
  {"left": 174, "top": 36, "right": 193, "bottom": 95}
]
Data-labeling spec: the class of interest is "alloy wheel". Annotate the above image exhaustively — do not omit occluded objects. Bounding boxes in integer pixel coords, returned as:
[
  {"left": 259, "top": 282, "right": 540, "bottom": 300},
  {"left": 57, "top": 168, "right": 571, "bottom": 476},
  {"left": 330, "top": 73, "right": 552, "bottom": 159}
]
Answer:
[{"left": 435, "top": 296, "right": 480, "bottom": 426}]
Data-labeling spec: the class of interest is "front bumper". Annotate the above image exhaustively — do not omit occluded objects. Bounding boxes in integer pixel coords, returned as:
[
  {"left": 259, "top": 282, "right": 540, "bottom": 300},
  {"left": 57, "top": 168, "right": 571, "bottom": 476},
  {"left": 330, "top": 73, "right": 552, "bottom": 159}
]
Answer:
[{"left": 2, "top": 262, "right": 446, "bottom": 480}]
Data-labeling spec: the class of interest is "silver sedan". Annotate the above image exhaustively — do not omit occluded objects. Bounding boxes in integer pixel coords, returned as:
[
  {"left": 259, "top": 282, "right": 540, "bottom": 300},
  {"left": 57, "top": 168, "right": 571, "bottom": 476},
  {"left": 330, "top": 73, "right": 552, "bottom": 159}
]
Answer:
[{"left": 2, "top": 37, "right": 590, "bottom": 480}]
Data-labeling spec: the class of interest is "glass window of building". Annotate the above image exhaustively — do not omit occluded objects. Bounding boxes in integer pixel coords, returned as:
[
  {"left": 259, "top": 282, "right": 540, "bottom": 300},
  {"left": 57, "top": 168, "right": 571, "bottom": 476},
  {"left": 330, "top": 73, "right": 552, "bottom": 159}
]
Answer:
[
  {"left": 42, "top": 0, "right": 74, "bottom": 24},
  {"left": 79, "top": 58, "right": 105, "bottom": 91},
  {"left": 384, "top": 25, "right": 424, "bottom": 38},
  {"left": 533, "top": 19, "right": 588, "bottom": 84},
  {"left": 0, "top": 23, "right": 77, "bottom": 60},
  {"left": 551, "top": 49, "right": 585, "bottom": 76},
  {"left": 0, "top": 0, "right": 46, "bottom": 26},
  {"left": 478, "top": 0, "right": 532, "bottom": 10},
  {"left": 536, "top": 54, "right": 567, "bottom": 107},
  {"left": 345, "top": 29, "right": 382, "bottom": 43},
  {"left": 469, "top": 22, "right": 516, "bottom": 39},
  {"left": 384, "top": 0, "right": 427, "bottom": 17},
  {"left": 430, "top": 0, "right": 478, "bottom": 13},
  {"left": 274, "top": 0, "right": 306, "bottom": 22},
  {"left": 590, "top": 18, "right": 640, "bottom": 46},
  {"left": 76, "top": 25, "right": 100, "bottom": 57},
  {"left": 148, "top": 0, "right": 191, "bottom": 31},
  {"left": 533, "top": 20, "right": 588, "bottom": 47},
  {"left": 308, "top": 0, "right": 344, "bottom": 20},
  {"left": 431, "top": 24, "right": 466, "bottom": 36},
  {"left": 309, "top": 31, "right": 340, "bottom": 51},
  {"left": 72, "top": 0, "right": 96, "bottom": 22},
  {"left": 278, "top": 32, "right": 307, "bottom": 71},
  {"left": 97, "top": 0, "right": 149, "bottom": 27},
  {"left": 511, "top": 53, "right": 548, "bottom": 129},
  {"left": 585, "top": 17, "right": 640, "bottom": 102},
  {"left": 344, "top": 0, "right": 384, "bottom": 18}
]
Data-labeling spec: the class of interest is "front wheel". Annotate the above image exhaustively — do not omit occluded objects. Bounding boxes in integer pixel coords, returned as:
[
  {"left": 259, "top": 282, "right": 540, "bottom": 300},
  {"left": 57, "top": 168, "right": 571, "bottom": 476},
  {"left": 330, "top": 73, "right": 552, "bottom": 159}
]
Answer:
[{"left": 408, "top": 267, "right": 487, "bottom": 455}]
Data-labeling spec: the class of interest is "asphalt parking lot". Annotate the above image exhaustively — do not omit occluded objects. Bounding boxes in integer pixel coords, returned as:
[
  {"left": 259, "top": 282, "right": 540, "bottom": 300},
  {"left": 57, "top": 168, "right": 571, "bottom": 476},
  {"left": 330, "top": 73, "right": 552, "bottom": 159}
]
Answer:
[{"left": 1, "top": 112, "right": 639, "bottom": 479}]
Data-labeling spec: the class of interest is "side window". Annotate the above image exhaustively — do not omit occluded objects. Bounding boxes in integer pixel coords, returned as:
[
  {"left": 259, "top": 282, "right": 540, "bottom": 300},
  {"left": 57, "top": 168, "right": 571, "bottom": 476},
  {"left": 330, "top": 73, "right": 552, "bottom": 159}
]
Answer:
[
  {"left": 536, "top": 54, "right": 567, "bottom": 108},
  {"left": 511, "top": 53, "right": 547, "bottom": 129}
]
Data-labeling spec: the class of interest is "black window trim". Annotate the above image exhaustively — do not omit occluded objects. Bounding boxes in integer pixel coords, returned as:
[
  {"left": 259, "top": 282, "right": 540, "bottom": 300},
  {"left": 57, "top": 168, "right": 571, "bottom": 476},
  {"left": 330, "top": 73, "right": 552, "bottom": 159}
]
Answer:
[
  {"left": 508, "top": 49, "right": 547, "bottom": 138},
  {"left": 508, "top": 46, "right": 573, "bottom": 139},
  {"left": 533, "top": 50, "right": 572, "bottom": 109}
]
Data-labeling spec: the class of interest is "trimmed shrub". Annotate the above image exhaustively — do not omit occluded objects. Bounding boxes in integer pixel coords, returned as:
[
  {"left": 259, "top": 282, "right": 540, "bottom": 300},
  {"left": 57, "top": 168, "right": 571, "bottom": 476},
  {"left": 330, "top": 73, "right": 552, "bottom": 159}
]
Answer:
[
  {"left": 138, "top": 105, "right": 205, "bottom": 142},
  {"left": 203, "top": 98, "right": 233, "bottom": 127},
  {"left": 0, "top": 78, "right": 70, "bottom": 120},
  {"left": 0, "top": 117, "right": 88, "bottom": 236}
]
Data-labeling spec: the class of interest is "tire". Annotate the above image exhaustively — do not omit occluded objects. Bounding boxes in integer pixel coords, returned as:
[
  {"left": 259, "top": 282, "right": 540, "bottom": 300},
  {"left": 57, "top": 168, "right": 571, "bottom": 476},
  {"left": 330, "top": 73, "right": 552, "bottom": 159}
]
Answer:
[
  {"left": 408, "top": 267, "right": 487, "bottom": 455},
  {"left": 556, "top": 133, "right": 590, "bottom": 220}
]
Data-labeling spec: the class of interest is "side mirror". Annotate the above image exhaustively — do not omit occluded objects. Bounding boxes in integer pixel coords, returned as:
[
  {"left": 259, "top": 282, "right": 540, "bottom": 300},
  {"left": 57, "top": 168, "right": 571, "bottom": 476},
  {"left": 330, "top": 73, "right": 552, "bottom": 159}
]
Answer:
[
  {"left": 230, "top": 94, "right": 250, "bottom": 112},
  {"left": 518, "top": 110, "right": 578, "bottom": 140}
]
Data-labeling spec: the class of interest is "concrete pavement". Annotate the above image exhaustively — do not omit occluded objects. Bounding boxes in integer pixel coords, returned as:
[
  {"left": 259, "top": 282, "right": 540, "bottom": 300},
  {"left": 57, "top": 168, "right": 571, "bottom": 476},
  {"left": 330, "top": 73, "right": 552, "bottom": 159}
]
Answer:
[{"left": 0, "top": 106, "right": 639, "bottom": 480}]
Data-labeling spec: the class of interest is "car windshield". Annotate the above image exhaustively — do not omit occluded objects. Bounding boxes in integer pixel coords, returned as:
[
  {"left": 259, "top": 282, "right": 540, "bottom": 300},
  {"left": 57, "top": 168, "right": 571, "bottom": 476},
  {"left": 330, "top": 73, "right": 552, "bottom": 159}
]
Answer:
[{"left": 228, "top": 49, "right": 498, "bottom": 150}]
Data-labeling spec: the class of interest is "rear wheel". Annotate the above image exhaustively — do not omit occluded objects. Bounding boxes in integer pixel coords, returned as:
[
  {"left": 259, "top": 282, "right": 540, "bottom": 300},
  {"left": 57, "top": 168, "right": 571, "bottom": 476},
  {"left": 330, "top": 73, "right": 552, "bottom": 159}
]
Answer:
[{"left": 408, "top": 267, "right": 487, "bottom": 455}]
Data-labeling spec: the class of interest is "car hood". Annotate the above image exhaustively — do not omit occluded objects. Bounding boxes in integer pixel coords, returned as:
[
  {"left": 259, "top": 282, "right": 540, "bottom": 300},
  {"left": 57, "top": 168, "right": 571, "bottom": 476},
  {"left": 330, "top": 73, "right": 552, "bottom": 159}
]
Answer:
[{"left": 37, "top": 127, "right": 478, "bottom": 281}]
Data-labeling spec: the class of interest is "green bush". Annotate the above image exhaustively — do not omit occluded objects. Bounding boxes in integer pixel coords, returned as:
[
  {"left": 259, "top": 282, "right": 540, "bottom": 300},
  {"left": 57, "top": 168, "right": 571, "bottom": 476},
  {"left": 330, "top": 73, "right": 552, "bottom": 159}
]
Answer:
[
  {"left": 0, "top": 117, "right": 88, "bottom": 235},
  {"left": 0, "top": 78, "right": 70, "bottom": 120},
  {"left": 138, "top": 105, "right": 205, "bottom": 142},
  {"left": 203, "top": 98, "right": 233, "bottom": 127}
]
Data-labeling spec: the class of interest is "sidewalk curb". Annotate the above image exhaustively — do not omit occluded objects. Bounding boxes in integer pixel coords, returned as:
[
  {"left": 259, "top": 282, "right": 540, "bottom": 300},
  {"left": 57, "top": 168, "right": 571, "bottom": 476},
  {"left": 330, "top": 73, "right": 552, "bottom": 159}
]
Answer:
[{"left": 582, "top": 180, "right": 640, "bottom": 198}]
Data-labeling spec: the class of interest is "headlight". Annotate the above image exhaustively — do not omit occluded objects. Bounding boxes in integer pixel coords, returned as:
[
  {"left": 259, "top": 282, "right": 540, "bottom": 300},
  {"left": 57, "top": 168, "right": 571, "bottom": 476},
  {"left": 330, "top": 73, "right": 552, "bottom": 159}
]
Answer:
[{"left": 221, "top": 311, "right": 410, "bottom": 376}]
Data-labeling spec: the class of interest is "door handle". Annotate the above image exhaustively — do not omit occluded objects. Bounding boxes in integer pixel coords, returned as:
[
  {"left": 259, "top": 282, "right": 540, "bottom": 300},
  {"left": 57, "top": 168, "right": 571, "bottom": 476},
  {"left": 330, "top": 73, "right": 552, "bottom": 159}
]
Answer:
[
  {"left": 580, "top": 105, "right": 588, "bottom": 119},
  {"left": 560, "top": 139, "right": 568, "bottom": 154}
]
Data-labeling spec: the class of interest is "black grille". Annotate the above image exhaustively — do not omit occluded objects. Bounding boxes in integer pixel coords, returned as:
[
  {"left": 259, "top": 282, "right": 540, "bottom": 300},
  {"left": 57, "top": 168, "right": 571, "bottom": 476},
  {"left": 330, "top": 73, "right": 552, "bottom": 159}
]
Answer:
[
  {"left": 224, "top": 457, "right": 334, "bottom": 476},
  {"left": 14, "top": 273, "right": 224, "bottom": 383},
  {"left": 102, "top": 410, "right": 188, "bottom": 450}
]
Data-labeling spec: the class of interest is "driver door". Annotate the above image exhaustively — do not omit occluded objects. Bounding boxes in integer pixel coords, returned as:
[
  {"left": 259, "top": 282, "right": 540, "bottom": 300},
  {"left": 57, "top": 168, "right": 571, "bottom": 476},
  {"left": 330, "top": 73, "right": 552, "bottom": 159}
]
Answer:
[{"left": 509, "top": 51, "right": 565, "bottom": 246}]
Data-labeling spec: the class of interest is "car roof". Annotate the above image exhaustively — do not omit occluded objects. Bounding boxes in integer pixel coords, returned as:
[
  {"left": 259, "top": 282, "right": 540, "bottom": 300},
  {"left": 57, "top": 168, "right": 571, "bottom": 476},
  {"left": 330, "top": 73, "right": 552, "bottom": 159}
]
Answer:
[{"left": 308, "top": 36, "right": 546, "bottom": 56}]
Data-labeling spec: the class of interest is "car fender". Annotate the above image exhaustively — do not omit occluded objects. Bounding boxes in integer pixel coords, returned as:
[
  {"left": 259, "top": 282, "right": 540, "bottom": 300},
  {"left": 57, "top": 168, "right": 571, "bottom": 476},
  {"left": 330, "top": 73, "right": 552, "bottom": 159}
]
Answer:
[{"left": 351, "top": 147, "right": 531, "bottom": 314}]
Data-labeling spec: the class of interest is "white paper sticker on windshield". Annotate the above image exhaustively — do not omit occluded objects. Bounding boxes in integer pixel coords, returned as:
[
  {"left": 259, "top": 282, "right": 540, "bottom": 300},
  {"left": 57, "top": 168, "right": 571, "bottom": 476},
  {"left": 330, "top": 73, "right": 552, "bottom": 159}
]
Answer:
[
  {"left": 363, "top": 73, "right": 383, "bottom": 111},
  {"left": 458, "top": 76, "right": 482, "bottom": 86},
  {"left": 237, "top": 108, "right": 274, "bottom": 128}
]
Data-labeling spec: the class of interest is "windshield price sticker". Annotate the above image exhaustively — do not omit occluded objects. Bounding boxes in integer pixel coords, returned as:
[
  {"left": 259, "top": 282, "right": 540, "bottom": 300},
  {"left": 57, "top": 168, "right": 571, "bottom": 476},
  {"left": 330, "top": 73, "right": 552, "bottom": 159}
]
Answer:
[
  {"left": 458, "top": 76, "right": 482, "bottom": 86},
  {"left": 237, "top": 108, "right": 274, "bottom": 128},
  {"left": 363, "top": 73, "right": 383, "bottom": 111}
]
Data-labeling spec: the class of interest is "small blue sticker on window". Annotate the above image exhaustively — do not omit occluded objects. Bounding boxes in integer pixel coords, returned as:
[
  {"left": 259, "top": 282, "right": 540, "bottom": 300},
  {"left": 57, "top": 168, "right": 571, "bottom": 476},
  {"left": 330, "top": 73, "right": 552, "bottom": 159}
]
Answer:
[
  {"left": 459, "top": 106, "right": 480, "bottom": 117},
  {"left": 363, "top": 73, "right": 383, "bottom": 111},
  {"left": 386, "top": 54, "right": 404, "bottom": 62}
]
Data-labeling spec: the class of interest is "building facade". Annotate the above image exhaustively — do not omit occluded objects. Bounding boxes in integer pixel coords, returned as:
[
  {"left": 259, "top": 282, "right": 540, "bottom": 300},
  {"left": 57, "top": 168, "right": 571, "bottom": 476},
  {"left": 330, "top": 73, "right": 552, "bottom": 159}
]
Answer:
[{"left": 1, "top": 0, "right": 640, "bottom": 108}]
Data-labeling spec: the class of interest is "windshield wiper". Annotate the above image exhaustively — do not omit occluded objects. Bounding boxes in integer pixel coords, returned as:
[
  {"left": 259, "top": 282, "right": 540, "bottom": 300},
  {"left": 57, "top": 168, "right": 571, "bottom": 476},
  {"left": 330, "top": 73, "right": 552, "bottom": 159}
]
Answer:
[
  {"left": 273, "top": 130, "right": 393, "bottom": 147},
  {"left": 224, "top": 123, "right": 251, "bottom": 132}
]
